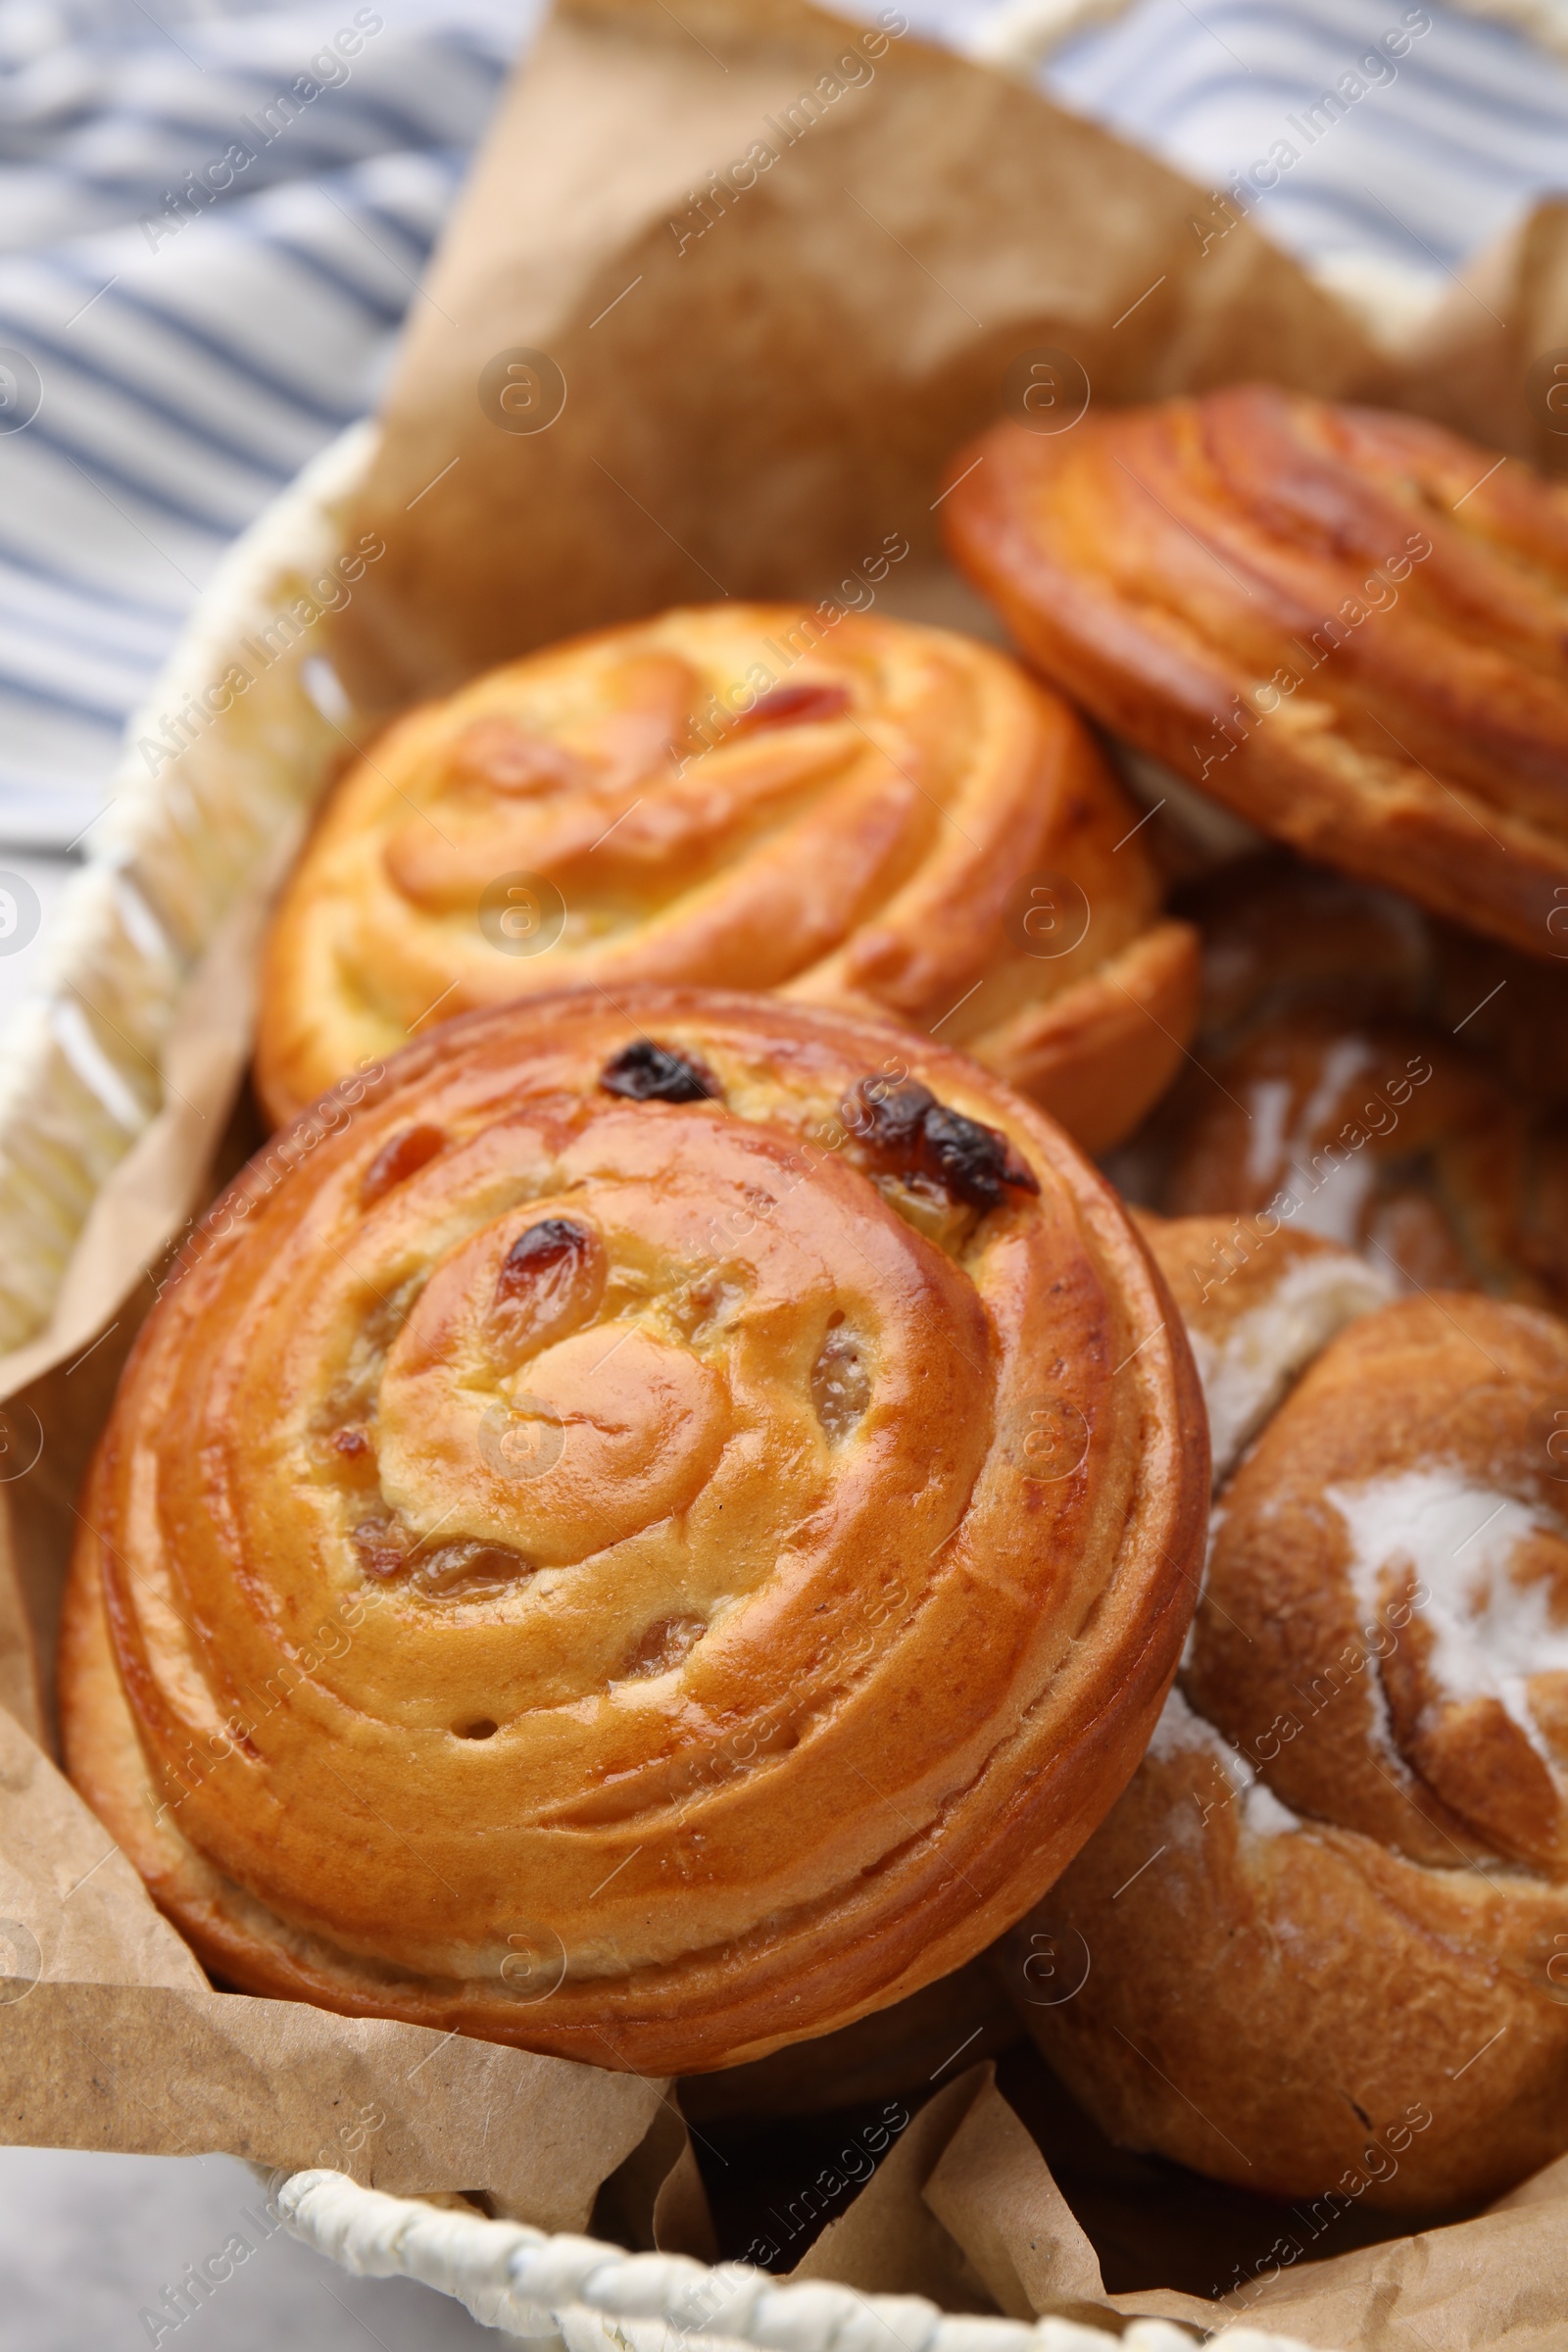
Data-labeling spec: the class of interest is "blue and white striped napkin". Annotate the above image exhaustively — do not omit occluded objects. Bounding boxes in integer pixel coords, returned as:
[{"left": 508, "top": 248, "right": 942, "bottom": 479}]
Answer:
[
  {"left": 0, "top": 0, "right": 1564, "bottom": 855},
  {"left": 0, "top": 0, "right": 531, "bottom": 850}
]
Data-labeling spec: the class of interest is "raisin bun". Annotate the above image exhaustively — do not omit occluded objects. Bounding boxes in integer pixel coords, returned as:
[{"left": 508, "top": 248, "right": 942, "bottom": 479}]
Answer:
[
  {"left": 63, "top": 988, "right": 1205, "bottom": 2077},
  {"left": 255, "top": 605, "right": 1199, "bottom": 1153}
]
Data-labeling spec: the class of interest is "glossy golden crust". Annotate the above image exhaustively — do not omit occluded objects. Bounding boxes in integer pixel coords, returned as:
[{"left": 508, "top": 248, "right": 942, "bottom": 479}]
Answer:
[
  {"left": 942, "top": 387, "right": 1568, "bottom": 958},
  {"left": 254, "top": 606, "right": 1199, "bottom": 1153},
  {"left": 62, "top": 988, "right": 1205, "bottom": 2076},
  {"left": 1016, "top": 1278, "right": 1568, "bottom": 2209}
]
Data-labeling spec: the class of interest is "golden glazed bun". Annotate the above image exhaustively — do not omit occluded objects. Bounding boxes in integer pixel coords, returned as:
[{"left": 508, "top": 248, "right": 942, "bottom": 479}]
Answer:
[
  {"left": 61, "top": 988, "right": 1206, "bottom": 2077},
  {"left": 1128, "top": 859, "right": 1568, "bottom": 1313},
  {"left": 255, "top": 605, "right": 1199, "bottom": 1153},
  {"left": 1013, "top": 1230, "right": 1568, "bottom": 2210},
  {"left": 941, "top": 387, "right": 1568, "bottom": 958}
]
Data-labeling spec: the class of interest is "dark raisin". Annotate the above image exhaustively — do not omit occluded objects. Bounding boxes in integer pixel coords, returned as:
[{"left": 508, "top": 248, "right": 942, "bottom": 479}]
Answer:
[
  {"left": 350, "top": 1516, "right": 411, "bottom": 1579},
  {"left": 920, "top": 1103, "right": 1039, "bottom": 1209},
  {"left": 331, "top": 1425, "right": 371, "bottom": 1458},
  {"left": 497, "top": 1217, "right": 593, "bottom": 1299},
  {"left": 734, "top": 680, "right": 851, "bottom": 733},
  {"left": 851, "top": 1081, "right": 1040, "bottom": 1213},
  {"left": 360, "top": 1123, "right": 445, "bottom": 1207},
  {"left": 600, "top": 1041, "right": 717, "bottom": 1104},
  {"left": 855, "top": 1079, "right": 933, "bottom": 1154},
  {"left": 489, "top": 1216, "right": 604, "bottom": 1369}
]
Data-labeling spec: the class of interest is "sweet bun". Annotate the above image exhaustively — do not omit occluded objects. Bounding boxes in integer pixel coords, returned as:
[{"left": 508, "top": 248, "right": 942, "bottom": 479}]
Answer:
[
  {"left": 1135, "top": 1210, "right": 1391, "bottom": 1484},
  {"left": 255, "top": 605, "right": 1199, "bottom": 1153},
  {"left": 1011, "top": 1259, "right": 1568, "bottom": 2209},
  {"left": 61, "top": 987, "right": 1205, "bottom": 2077},
  {"left": 1160, "top": 1012, "right": 1559, "bottom": 1294},
  {"left": 1128, "top": 858, "right": 1568, "bottom": 1311},
  {"left": 1169, "top": 854, "right": 1568, "bottom": 1091},
  {"left": 941, "top": 386, "right": 1568, "bottom": 958}
]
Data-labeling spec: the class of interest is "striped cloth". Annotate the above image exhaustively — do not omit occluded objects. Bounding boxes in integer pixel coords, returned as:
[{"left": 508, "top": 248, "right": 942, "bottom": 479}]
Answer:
[
  {"left": 1030, "top": 0, "right": 1568, "bottom": 314},
  {"left": 0, "top": 0, "right": 530, "bottom": 849},
  {"left": 0, "top": 0, "right": 1565, "bottom": 856}
]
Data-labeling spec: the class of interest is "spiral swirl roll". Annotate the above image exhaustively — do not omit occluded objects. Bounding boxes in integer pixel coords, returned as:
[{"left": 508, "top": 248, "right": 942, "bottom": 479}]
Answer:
[
  {"left": 942, "top": 387, "right": 1568, "bottom": 958},
  {"left": 255, "top": 605, "right": 1199, "bottom": 1153},
  {"left": 62, "top": 990, "right": 1203, "bottom": 2075},
  {"left": 1015, "top": 1228, "right": 1568, "bottom": 2208}
]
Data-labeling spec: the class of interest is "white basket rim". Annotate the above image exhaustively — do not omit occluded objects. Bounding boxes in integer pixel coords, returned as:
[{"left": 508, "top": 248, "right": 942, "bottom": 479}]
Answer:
[{"left": 277, "top": 2168, "right": 1323, "bottom": 2350}]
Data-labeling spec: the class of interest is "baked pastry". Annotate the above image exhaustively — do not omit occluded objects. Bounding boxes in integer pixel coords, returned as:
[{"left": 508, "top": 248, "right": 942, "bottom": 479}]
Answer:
[
  {"left": 1008, "top": 1235, "right": 1568, "bottom": 2209},
  {"left": 691, "top": 1213, "right": 1382, "bottom": 2117},
  {"left": 1123, "top": 858, "right": 1568, "bottom": 1312},
  {"left": 941, "top": 385, "right": 1568, "bottom": 958},
  {"left": 255, "top": 605, "right": 1199, "bottom": 1153},
  {"left": 1134, "top": 1210, "right": 1391, "bottom": 1485},
  {"left": 1165, "top": 853, "right": 1568, "bottom": 1099},
  {"left": 1160, "top": 1011, "right": 1568, "bottom": 1297},
  {"left": 61, "top": 987, "right": 1205, "bottom": 2077}
]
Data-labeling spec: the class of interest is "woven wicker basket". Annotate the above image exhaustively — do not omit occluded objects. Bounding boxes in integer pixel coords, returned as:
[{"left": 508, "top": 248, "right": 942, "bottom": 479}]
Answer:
[
  {"left": 0, "top": 419, "right": 375, "bottom": 1356},
  {"left": 16, "top": 5, "right": 1560, "bottom": 2330},
  {"left": 275, "top": 2168, "right": 1323, "bottom": 2351}
]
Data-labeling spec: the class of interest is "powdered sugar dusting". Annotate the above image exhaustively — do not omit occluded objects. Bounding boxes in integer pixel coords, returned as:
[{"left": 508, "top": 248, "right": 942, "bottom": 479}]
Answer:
[
  {"left": 1148, "top": 1683, "right": 1250, "bottom": 1789},
  {"left": 1299, "top": 1038, "right": 1375, "bottom": 1152},
  {"left": 1328, "top": 1467, "right": 1568, "bottom": 1759},
  {"left": 1244, "top": 1778, "right": 1300, "bottom": 1838},
  {"left": 1147, "top": 1688, "right": 1301, "bottom": 1840},
  {"left": 1197, "top": 1248, "right": 1392, "bottom": 1484},
  {"left": 1245, "top": 1078, "right": 1293, "bottom": 1190},
  {"left": 1243, "top": 1038, "right": 1381, "bottom": 1248}
]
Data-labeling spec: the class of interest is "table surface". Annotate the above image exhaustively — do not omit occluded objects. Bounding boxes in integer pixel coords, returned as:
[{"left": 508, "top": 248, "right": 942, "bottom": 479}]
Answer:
[{"left": 0, "top": 2147, "right": 509, "bottom": 2349}]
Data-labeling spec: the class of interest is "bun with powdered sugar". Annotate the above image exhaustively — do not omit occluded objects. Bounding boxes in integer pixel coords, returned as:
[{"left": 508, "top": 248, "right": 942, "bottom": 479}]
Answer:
[
  {"left": 1119, "top": 855, "right": 1568, "bottom": 1316},
  {"left": 1006, "top": 1231, "right": 1568, "bottom": 2209}
]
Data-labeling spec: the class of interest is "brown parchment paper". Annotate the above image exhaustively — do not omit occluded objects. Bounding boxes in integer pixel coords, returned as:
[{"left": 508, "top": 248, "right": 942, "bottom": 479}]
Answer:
[
  {"left": 331, "top": 0, "right": 1393, "bottom": 710},
  {"left": 766, "top": 2057, "right": 1568, "bottom": 2348},
  {"left": 0, "top": 1692, "right": 661, "bottom": 2219},
  {"left": 4, "top": 0, "right": 1568, "bottom": 2325}
]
